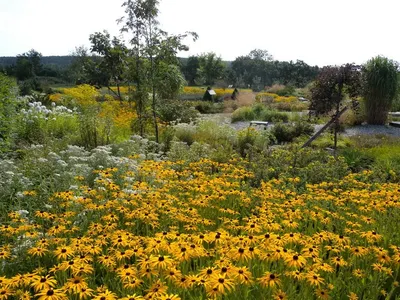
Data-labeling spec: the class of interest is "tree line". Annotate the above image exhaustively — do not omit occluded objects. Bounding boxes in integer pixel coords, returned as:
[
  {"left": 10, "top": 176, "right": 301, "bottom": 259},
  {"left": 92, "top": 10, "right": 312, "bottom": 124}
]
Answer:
[{"left": 1, "top": 49, "right": 320, "bottom": 93}]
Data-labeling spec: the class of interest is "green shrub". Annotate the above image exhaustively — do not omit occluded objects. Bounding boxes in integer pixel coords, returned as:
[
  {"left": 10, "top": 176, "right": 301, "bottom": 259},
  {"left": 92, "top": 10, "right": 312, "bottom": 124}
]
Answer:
[
  {"left": 260, "top": 109, "right": 289, "bottom": 123},
  {"left": 265, "top": 84, "right": 286, "bottom": 94},
  {"left": 167, "top": 141, "right": 212, "bottom": 162},
  {"left": 231, "top": 104, "right": 290, "bottom": 123},
  {"left": 236, "top": 128, "right": 275, "bottom": 158},
  {"left": 275, "top": 85, "right": 296, "bottom": 96},
  {"left": 158, "top": 100, "right": 199, "bottom": 123},
  {"left": 0, "top": 74, "right": 18, "bottom": 152},
  {"left": 339, "top": 148, "right": 375, "bottom": 172},
  {"left": 271, "top": 121, "right": 314, "bottom": 143},
  {"left": 237, "top": 128, "right": 258, "bottom": 157},
  {"left": 231, "top": 106, "right": 256, "bottom": 122},
  {"left": 193, "top": 101, "right": 224, "bottom": 114},
  {"left": 195, "top": 120, "right": 237, "bottom": 149},
  {"left": 173, "top": 123, "right": 197, "bottom": 146},
  {"left": 270, "top": 123, "right": 295, "bottom": 143},
  {"left": 269, "top": 101, "right": 308, "bottom": 112},
  {"left": 248, "top": 147, "right": 350, "bottom": 186}
]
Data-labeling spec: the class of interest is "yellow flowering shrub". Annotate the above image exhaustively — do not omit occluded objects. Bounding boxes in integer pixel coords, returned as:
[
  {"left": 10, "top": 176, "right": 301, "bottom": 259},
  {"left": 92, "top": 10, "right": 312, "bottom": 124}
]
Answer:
[
  {"left": 256, "top": 93, "right": 298, "bottom": 103},
  {"left": 62, "top": 85, "right": 98, "bottom": 106}
]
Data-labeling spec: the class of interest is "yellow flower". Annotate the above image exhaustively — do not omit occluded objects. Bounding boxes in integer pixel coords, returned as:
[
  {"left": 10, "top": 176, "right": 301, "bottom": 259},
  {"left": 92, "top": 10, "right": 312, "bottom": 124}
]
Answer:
[
  {"left": 284, "top": 253, "right": 307, "bottom": 268},
  {"left": 206, "top": 274, "right": 235, "bottom": 294},
  {"left": 35, "top": 288, "right": 68, "bottom": 300},
  {"left": 30, "top": 275, "right": 57, "bottom": 292},
  {"left": 63, "top": 276, "right": 88, "bottom": 294},
  {"left": 158, "top": 294, "right": 181, "bottom": 300},
  {"left": 315, "top": 288, "right": 330, "bottom": 299},
  {"left": 305, "top": 272, "right": 324, "bottom": 287},
  {"left": 348, "top": 292, "right": 358, "bottom": 300},
  {"left": 258, "top": 272, "right": 281, "bottom": 288},
  {"left": 119, "top": 294, "right": 143, "bottom": 300},
  {"left": 54, "top": 246, "right": 73, "bottom": 261},
  {"left": 92, "top": 289, "right": 117, "bottom": 300}
]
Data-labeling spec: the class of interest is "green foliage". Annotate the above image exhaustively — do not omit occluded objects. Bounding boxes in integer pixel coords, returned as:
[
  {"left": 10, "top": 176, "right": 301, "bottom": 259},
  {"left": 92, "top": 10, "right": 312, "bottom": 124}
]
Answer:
[
  {"left": 260, "top": 109, "right": 290, "bottom": 122},
  {"left": 0, "top": 74, "right": 18, "bottom": 152},
  {"left": 167, "top": 141, "right": 213, "bottom": 162},
  {"left": 192, "top": 101, "right": 224, "bottom": 114},
  {"left": 158, "top": 99, "right": 199, "bottom": 123},
  {"left": 155, "top": 63, "right": 186, "bottom": 100},
  {"left": 198, "top": 52, "right": 226, "bottom": 85},
  {"left": 248, "top": 147, "right": 349, "bottom": 186},
  {"left": 15, "top": 49, "right": 42, "bottom": 81},
  {"left": 392, "top": 76, "right": 400, "bottom": 111},
  {"left": 339, "top": 148, "right": 375, "bottom": 172},
  {"left": 275, "top": 85, "right": 295, "bottom": 96},
  {"left": 231, "top": 106, "right": 255, "bottom": 122},
  {"left": 182, "top": 56, "right": 200, "bottom": 86},
  {"left": 270, "top": 121, "right": 314, "bottom": 143},
  {"left": 269, "top": 101, "right": 308, "bottom": 112},
  {"left": 363, "top": 56, "right": 398, "bottom": 124},
  {"left": 231, "top": 52, "right": 319, "bottom": 89},
  {"left": 173, "top": 120, "right": 236, "bottom": 153},
  {"left": 237, "top": 128, "right": 275, "bottom": 157},
  {"left": 88, "top": 31, "right": 128, "bottom": 99},
  {"left": 231, "top": 104, "right": 290, "bottom": 123},
  {"left": 13, "top": 100, "right": 79, "bottom": 148}
]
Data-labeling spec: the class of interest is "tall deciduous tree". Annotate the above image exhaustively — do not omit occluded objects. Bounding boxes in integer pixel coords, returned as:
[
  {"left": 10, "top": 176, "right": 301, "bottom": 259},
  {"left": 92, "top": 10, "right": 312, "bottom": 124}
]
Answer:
[
  {"left": 198, "top": 52, "right": 225, "bottom": 86},
  {"left": 362, "top": 56, "right": 398, "bottom": 125},
  {"left": 119, "top": 0, "right": 196, "bottom": 142},
  {"left": 183, "top": 56, "right": 200, "bottom": 86},
  {"left": 89, "top": 31, "right": 128, "bottom": 99},
  {"left": 15, "top": 49, "right": 42, "bottom": 81},
  {"left": 120, "top": 0, "right": 157, "bottom": 137}
]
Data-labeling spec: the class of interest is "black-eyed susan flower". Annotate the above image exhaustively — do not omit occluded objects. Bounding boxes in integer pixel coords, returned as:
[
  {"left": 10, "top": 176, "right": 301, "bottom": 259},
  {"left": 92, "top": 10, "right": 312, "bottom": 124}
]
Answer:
[
  {"left": 35, "top": 288, "right": 67, "bottom": 300},
  {"left": 284, "top": 253, "right": 307, "bottom": 268},
  {"left": 305, "top": 272, "right": 324, "bottom": 287},
  {"left": 54, "top": 246, "right": 73, "bottom": 261},
  {"left": 315, "top": 288, "right": 330, "bottom": 299},
  {"left": 63, "top": 276, "right": 88, "bottom": 294},
  {"left": 258, "top": 272, "right": 281, "bottom": 288},
  {"left": 119, "top": 294, "right": 143, "bottom": 300},
  {"left": 206, "top": 274, "right": 235, "bottom": 295},
  {"left": 30, "top": 275, "right": 57, "bottom": 292}
]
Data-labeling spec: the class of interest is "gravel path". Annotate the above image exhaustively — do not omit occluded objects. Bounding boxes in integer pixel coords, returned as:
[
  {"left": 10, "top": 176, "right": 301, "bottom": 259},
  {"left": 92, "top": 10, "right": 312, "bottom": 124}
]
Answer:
[{"left": 201, "top": 113, "right": 400, "bottom": 137}]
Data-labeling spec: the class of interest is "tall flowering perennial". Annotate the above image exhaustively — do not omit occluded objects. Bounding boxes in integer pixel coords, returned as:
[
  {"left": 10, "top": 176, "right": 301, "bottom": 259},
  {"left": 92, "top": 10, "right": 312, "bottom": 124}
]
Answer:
[{"left": 0, "top": 159, "right": 399, "bottom": 299}]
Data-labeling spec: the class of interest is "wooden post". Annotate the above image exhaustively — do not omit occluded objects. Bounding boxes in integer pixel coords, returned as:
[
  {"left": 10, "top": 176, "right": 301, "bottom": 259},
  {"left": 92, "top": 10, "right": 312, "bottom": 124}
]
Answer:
[{"left": 301, "top": 106, "right": 348, "bottom": 148}]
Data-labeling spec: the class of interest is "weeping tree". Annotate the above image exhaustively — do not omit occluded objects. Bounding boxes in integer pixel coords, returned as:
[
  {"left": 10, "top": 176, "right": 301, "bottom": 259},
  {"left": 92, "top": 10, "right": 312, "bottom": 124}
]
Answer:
[{"left": 362, "top": 56, "right": 398, "bottom": 125}]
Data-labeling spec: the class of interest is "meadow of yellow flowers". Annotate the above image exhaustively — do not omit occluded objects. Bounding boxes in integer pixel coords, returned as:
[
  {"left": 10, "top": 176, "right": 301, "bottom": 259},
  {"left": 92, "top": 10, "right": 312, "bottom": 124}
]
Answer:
[{"left": 1, "top": 158, "right": 399, "bottom": 299}]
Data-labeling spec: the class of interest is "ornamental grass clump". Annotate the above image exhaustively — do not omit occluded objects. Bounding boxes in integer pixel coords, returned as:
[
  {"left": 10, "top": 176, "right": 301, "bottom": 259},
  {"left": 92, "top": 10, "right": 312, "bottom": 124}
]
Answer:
[{"left": 363, "top": 56, "right": 398, "bottom": 125}]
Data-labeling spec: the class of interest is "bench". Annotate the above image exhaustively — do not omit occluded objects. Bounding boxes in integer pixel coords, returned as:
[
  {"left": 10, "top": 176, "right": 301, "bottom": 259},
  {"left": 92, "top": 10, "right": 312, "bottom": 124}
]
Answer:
[
  {"left": 249, "top": 121, "right": 269, "bottom": 128},
  {"left": 389, "top": 122, "right": 400, "bottom": 128}
]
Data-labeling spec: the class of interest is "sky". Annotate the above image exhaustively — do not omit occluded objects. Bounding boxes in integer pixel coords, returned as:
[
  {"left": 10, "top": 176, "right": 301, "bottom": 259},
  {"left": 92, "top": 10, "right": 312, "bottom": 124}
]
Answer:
[{"left": 1, "top": 0, "right": 399, "bottom": 66}]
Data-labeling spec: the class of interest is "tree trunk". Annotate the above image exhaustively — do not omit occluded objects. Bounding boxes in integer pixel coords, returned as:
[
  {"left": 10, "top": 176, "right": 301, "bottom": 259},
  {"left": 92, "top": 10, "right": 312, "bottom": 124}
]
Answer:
[
  {"left": 148, "top": 18, "right": 159, "bottom": 143},
  {"left": 135, "top": 23, "right": 144, "bottom": 137}
]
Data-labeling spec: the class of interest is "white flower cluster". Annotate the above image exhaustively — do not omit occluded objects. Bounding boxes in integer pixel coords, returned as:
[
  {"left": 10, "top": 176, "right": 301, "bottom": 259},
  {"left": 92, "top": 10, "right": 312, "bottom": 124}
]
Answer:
[
  {"left": 0, "top": 135, "right": 168, "bottom": 212},
  {"left": 20, "top": 101, "right": 75, "bottom": 122}
]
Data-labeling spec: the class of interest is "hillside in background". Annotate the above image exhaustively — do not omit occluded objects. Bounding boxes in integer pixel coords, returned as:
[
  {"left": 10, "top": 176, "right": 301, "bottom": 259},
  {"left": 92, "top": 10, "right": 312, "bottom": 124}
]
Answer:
[
  {"left": 0, "top": 56, "right": 228, "bottom": 68},
  {"left": 0, "top": 56, "right": 76, "bottom": 67}
]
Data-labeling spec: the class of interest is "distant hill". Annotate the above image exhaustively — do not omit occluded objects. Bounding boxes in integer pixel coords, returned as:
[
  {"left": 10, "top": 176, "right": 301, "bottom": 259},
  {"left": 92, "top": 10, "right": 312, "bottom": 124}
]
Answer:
[
  {"left": 0, "top": 56, "right": 231, "bottom": 68},
  {"left": 0, "top": 56, "right": 76, "bottom": 68}
]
